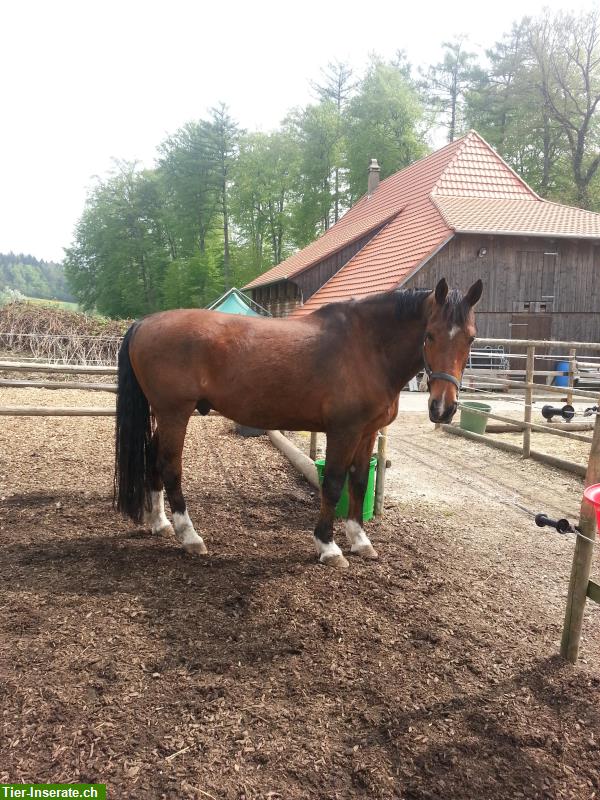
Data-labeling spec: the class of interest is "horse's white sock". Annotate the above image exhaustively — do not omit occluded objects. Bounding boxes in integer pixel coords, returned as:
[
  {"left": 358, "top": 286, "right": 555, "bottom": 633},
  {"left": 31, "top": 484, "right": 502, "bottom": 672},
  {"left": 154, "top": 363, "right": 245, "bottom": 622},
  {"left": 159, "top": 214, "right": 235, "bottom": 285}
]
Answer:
[
  {"left": 145, "top": 490, "right": 171, "bottom": 534},
  {"left": 313, "top": 537, "right": 344, "bottom": 563},
  {"left": 173, "top": 510, "right": 205, "bottom": 547},
  {"left": 345, "top": 520, "right": 373, "bottom": 552}
]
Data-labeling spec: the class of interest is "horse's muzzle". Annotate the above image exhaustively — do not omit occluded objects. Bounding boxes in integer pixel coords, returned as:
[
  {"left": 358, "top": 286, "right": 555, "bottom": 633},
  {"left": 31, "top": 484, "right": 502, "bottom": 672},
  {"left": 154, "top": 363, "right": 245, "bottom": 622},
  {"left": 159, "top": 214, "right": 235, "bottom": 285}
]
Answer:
[{"left": 429, "top": 399, "right": 457, "bottom": 424}]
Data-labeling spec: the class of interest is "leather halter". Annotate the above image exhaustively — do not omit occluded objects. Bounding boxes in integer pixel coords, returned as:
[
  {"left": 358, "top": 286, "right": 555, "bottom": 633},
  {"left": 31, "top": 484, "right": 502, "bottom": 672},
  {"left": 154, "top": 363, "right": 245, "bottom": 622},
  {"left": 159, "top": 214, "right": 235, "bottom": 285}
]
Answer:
[{"left": 422, "top": 339, "right": 462, "bottom": 391}]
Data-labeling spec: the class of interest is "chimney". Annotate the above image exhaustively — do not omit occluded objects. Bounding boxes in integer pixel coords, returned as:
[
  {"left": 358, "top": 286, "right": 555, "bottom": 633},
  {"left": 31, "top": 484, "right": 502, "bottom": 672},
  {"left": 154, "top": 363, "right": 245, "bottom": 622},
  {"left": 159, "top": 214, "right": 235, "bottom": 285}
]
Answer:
[{"left": 367, "top": 158, "right": 380, "bottom": 195}]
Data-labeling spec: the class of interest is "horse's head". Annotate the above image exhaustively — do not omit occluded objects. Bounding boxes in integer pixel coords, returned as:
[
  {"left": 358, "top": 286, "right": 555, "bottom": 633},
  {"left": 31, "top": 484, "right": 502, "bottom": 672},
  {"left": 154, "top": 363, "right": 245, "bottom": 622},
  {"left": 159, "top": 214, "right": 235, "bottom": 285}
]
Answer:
[{"left": 424, "top": 277, "right": 483, "bottom": 424}]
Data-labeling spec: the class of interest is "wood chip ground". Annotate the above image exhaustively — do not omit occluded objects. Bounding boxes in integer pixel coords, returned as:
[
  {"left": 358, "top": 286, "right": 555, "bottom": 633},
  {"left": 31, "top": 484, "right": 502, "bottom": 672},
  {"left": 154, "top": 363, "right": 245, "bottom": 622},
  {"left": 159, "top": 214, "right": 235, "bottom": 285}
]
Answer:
[{"left": 1, "top": 388, "right": 599, "bottom": 799}]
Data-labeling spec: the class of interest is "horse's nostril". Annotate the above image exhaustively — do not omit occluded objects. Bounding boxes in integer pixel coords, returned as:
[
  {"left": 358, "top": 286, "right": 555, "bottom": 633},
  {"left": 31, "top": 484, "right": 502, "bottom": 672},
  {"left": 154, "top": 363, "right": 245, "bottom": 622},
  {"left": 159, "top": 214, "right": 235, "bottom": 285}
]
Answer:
[
  {"left": 429, "top": 400, "right": 441, "bottom": 420},
  {"left": 441, "top": 403, "right": 457, "bottom": 422}
]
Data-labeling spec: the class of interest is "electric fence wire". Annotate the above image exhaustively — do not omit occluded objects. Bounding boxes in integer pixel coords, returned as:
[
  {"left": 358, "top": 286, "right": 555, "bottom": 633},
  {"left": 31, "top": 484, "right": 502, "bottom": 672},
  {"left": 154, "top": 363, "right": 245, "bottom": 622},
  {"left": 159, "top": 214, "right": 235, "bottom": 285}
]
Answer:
[
  {"left": 457, "top": 386, "right": 600, "bottom": 421},
  {"left": 474, "top": 352, "right": 600, "bottom": 360},
  {"left": 499, "top": 492, "right": 598, "bottom": 548}
]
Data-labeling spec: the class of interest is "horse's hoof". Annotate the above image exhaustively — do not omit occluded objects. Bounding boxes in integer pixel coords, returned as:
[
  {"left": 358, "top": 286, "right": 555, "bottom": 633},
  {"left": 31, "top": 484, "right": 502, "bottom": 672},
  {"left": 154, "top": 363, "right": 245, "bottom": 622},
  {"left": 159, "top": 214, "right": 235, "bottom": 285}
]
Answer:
[
  {"left": 155, "top": 524, "right": 174, "bottom": 538},
  {"left": 352, "top": 544, "right": 378, "bottom": 559},
  {"left": 320, "top": 554, "right": 349, "bottom": 569},
  {"left": 184, "top": 542, "right": 208, "bottom": 556}
]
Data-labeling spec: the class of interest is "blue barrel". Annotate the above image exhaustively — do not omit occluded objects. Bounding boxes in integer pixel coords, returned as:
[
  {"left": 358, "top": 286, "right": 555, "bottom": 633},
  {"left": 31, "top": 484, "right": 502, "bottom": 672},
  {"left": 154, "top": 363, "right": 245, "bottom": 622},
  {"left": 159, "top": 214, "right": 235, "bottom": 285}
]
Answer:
[{"left": 553, "top": 360, "right": 570, "bottom": 387}]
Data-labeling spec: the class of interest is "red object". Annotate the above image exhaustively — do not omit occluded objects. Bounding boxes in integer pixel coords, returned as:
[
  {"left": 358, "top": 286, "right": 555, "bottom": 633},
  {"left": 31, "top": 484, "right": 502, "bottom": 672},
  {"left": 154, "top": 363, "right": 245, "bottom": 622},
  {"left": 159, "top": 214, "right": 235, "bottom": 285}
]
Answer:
[{"left": 583, "top": 483, "right": 600, "bottom": 530}]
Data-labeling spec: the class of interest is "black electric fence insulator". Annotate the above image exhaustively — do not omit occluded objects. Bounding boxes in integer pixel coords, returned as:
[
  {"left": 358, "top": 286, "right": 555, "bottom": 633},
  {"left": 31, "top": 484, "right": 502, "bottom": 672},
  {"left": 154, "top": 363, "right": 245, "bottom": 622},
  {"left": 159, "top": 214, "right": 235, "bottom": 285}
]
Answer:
[
  {"left": 541, "top": 404, "right": 575, "bottom": 422},
  {"left": 535, "top": 512, "right": 574, "bottom": 534}
]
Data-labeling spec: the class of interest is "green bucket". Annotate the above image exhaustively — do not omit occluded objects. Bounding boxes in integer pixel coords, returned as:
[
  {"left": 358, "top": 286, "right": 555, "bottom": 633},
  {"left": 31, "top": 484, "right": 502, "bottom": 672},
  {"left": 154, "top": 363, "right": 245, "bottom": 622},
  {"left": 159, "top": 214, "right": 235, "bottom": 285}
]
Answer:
[
  {"left": 459, "top": 401, "right": 491, "bottom": 434},
  {"left": 314, "top": 456, "right": 377, "bottom": 521}
]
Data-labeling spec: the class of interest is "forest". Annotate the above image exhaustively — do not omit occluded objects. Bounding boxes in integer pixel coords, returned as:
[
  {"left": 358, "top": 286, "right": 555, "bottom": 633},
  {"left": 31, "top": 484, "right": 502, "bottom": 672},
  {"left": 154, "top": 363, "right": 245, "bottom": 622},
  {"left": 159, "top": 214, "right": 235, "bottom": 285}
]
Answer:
[
  {"left": 0, "top": 252, "right": 75, "bottom": 304},
  {"left": 64, "top": 9, "right": 600, "bottom": 318}
]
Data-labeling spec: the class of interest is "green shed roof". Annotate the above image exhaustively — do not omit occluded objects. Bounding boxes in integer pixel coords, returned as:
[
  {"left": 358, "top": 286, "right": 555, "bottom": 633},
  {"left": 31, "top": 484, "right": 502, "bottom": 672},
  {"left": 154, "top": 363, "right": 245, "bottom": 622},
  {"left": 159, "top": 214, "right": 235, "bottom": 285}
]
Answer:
[{"left": 207, "top": 288, "right": 270, "bottom": 317}]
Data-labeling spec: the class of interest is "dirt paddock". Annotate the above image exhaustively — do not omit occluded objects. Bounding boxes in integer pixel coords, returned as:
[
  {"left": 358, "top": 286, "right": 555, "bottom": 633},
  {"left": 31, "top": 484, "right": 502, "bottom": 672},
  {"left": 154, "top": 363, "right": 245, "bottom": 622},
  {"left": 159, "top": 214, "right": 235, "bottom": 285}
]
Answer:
[{"left": 1, "top": 388, "right": 599, "bottom": 800}]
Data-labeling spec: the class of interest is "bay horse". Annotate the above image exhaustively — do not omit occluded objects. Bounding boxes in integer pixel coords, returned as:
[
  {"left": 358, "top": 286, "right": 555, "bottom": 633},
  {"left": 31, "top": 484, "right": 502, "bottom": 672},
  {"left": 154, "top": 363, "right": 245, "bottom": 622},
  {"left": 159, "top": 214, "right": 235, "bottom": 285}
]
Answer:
[{"left": 114, "top": 277, "right": 482, "bottom": 569}]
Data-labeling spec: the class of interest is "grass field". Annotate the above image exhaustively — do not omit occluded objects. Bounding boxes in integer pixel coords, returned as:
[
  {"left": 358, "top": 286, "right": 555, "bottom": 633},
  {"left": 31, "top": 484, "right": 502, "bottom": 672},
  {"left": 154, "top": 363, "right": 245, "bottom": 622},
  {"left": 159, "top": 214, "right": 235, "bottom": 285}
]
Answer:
[{"left": 25, "top": 296, "right": 79, "bottom": 311}]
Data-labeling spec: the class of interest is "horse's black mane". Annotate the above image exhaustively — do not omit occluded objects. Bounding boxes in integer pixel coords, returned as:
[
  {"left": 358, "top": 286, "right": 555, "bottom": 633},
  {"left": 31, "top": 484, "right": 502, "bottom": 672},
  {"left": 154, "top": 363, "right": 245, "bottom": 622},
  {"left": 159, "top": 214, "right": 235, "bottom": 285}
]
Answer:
[
  {"left": 394, "top": 287, "right": 471, "bottom": 325},
  {"left": 442, "top": 289, "right": 472, "bottom": 325},
  {"left": 394, "top": 289, "right": 431, "bottom": 320},
  {"left": 315, "top": 287, "right": 470, "bottom": 325}
]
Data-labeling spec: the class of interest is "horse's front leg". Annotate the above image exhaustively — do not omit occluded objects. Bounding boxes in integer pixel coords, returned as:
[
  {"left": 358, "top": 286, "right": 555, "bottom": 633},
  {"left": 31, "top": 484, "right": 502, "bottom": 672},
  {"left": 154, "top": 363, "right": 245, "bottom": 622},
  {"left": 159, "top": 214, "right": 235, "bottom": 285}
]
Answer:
[
  {"left": 314, "top": 433, "right": 358, "bottom": 569},
  {"left": 346, "top": 430, "right": 379, "bottom": 560},
  {"left": 155, "top": 412, "right": 208, "bottom": 556}
]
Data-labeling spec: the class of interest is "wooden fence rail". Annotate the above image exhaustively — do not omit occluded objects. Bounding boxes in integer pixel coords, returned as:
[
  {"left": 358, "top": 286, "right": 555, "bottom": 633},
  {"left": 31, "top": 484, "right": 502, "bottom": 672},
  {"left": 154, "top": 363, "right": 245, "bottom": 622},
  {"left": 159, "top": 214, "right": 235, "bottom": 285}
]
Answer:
[
  {"left": 0, "top": 379, "right": 117, "bottom": 392},
  {"left": 0, "top": 360, "right": 116, "bottom": 375},
  {"left": 458, "top": 405, "right": 594, "bottom": 444}
]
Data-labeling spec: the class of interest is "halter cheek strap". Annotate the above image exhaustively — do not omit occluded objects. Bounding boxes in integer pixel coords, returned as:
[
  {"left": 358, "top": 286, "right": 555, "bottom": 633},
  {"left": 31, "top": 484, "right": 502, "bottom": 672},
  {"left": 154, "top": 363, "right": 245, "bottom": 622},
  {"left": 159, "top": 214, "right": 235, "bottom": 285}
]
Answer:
[{"left": 422, "top": 343, "right": 462, "bottom": 391}]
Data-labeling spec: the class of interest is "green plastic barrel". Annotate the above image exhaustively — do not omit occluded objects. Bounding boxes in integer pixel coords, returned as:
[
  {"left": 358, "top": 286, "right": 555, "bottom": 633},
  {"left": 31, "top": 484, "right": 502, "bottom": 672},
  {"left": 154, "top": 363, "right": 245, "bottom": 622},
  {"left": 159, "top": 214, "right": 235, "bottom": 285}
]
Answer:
[
  {"left": 459, "top": 401, "right": 491, "bottom": 434},
  {"left": 314, "top": 455, "right": 377, "bottom": 521}
]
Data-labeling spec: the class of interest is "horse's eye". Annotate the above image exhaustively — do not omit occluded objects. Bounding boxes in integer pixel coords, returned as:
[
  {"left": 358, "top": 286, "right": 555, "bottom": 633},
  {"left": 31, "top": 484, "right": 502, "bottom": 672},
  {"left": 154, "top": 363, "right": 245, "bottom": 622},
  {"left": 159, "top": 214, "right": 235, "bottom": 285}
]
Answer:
[{"left": 425, "top": 332, "right": 434, "bottom": 342}]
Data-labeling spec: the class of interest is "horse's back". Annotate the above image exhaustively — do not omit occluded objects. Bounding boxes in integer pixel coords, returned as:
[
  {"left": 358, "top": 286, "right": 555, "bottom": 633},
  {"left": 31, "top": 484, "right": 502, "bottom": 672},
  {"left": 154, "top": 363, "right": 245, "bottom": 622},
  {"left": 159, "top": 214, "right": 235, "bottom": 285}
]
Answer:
[{"left": 127, "top": 308, "right": 337, "bottom": 427}]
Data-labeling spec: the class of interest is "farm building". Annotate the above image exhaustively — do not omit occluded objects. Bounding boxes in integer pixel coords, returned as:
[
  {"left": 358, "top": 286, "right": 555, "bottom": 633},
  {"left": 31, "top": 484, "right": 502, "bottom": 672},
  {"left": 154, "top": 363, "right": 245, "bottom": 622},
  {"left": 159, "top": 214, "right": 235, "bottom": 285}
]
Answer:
[{"left": 244, "top": 130, "right": 600, "bottom": 342}]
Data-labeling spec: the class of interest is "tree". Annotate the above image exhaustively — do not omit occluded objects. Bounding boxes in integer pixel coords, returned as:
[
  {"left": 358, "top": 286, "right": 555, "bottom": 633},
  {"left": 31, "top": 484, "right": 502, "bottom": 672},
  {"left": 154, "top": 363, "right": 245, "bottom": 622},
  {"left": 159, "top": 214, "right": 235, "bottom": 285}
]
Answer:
[
  {"left": 345, "top": 59, "right": 426, "bottom": 201},
  {"left": 0, "top": 253, "right": 74, "bottom": 301},
  {"left": 528, "top": 9, "right": 600, "bottom": 208},
  {"left": 207, "top": 103, "right": 240, "bottom": 288},
  {"left": 231, "top": 130, "right": 299, "bottom": 269},
  {"left": 285, "top": 102, "right": 342, "bottom": 244},
  {"left": 421, "top": 38, "right": 483, "bottom": 142},
  {"left": 65, "top": 162, "right": 169, "bottom": 317},
  {"left": 0, "top": 287, "right": 26, "bottom": 306},
  {"left": 157, "top": 121, "right": 220, "bottom": 256},
  {"left": 311, "top": 61, "right": 356, "bottom": 222},
  {"left": 465, "top": 21, "right": 567, "bottom": 196}
]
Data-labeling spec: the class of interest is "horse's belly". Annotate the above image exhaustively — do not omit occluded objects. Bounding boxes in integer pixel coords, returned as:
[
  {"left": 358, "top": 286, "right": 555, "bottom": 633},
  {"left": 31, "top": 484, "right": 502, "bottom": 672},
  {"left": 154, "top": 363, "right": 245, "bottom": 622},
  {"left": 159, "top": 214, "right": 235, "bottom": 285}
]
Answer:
[{"left": 216, "top": 394, "right": 322, "bottom": 432}]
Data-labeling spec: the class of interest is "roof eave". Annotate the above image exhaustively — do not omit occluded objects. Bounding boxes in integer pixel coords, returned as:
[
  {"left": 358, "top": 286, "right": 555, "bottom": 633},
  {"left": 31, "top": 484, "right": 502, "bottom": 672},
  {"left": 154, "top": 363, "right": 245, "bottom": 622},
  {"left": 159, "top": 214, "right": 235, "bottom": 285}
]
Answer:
[
  {"left": 395, "top": 233, "right": 456, "bottom": 289},
  {"left": 244, "top": 276, "right": 301, "bottom": 292},
  {"left": 453, "top": 227, "right": 600, "bottom": 239}
]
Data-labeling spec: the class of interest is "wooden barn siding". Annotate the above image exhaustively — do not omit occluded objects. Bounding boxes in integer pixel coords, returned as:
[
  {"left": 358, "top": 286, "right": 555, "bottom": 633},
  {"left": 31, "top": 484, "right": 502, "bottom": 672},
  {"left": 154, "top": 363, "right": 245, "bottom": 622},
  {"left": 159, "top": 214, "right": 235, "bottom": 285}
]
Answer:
[
  {"left": 404, "top": 234, "right": 600, "bottom": 342},
  {"left": 250, "top": 227, "right": 385, "bottom": 317},
  {"left": 292, "top": 229, "right": 385, "bottom": 303},
  {"left": 250, "top": 281, "right": 301, "bottom": 318}
]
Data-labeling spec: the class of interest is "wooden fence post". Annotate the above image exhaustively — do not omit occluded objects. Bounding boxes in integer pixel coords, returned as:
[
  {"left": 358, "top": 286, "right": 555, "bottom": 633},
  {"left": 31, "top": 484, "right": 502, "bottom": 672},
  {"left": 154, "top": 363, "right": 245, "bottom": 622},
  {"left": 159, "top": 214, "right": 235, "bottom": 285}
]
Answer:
[
  {"left": 374, "top": 428, "right": 387, "bottom": 516},
  {"left": 309, "top": 432, "right": 318, "bottom": 461},
  {"left": 567, "top": 347, "right": 577, "bottom": 406},
  {"left": 560, "top": 402, "right": 600, "bottom": 662},
  {"left": 523, "top": 345, "right": 535, "bottom": 458}
]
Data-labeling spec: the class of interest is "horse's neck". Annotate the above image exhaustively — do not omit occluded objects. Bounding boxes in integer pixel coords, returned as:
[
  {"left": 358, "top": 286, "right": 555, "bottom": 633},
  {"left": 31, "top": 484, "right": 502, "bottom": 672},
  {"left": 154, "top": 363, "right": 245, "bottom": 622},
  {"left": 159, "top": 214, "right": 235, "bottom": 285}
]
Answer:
[{"left": 372, "top": 311, "right": 426, "bottom": 395}]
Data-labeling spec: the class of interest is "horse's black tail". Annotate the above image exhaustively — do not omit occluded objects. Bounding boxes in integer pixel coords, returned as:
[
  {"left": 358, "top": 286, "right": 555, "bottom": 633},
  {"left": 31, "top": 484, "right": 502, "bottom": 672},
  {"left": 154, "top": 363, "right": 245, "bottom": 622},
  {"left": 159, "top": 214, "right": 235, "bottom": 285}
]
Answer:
[{"left": 114, "top": 322, "right": 153, "bottom": 523}]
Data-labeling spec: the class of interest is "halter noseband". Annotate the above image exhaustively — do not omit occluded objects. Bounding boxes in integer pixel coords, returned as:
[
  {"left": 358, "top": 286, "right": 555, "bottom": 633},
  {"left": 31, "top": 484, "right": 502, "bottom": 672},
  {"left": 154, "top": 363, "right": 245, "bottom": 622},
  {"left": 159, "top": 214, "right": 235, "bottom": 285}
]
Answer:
[{"left": 422, "top": 340, "right": 462, "bottom": 392}]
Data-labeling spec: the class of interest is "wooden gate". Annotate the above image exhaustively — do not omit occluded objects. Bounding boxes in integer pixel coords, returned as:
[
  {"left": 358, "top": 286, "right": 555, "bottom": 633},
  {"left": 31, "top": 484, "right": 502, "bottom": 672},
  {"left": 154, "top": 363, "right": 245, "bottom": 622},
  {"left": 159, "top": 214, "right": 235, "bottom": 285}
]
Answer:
[{"left": 510, "top": 313, "right": 553, "bottom": 383}]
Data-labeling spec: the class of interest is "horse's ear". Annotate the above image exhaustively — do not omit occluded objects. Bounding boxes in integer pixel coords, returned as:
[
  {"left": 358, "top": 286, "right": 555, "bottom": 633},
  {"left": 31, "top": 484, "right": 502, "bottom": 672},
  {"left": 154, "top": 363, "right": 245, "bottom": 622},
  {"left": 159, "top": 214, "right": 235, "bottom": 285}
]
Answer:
[
  {"left": 465, "top": 279, "right": 483, "bottom": 307},
  {"left": 434, "top": 278, "right": 448, "bottom": 305}
]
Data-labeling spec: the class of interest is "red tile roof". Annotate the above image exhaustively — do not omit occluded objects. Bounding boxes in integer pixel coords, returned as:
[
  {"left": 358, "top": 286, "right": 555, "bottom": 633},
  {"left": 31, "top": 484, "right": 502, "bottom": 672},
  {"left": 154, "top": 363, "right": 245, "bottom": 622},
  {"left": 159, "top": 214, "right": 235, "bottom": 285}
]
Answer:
[
  {"left": 244, "top": 135, "right": 463, "bottom": 291},
  {"left": 243, "top": 201, "right": 403, "bottom": 289},
  {"left": 244, "top": 130, "right": 600, "bottom": 317},
  {"left": 433, "top": 134, "right": 537, "bottom": 200},
  {"left": 433, "top": 195, "right": 600, "bottom": 238},
  {"left": 288, "top": 136, "right": 466, "bottom": 316}
]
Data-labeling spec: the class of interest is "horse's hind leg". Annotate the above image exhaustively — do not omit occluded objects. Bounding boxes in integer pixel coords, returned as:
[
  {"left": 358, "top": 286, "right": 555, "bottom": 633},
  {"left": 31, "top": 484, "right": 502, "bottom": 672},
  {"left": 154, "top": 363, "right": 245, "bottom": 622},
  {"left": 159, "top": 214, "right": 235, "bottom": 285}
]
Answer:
[
  {"left": 155, "top": 412, "right": 208, "bottom": 556},
  {"left": 143, "top": 430, "right": 173, "bottom": 536},
  {"left": 314, "top": 433, "right": 358, "bottom": 569},
  {"left": 346, "top": 430, "right": 378, "bottom": 560}
]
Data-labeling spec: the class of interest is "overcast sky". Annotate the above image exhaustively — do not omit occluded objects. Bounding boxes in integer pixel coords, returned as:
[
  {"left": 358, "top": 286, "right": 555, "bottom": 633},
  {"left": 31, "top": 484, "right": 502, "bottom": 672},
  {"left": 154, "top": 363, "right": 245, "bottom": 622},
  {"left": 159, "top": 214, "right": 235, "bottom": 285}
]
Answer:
[{"left": 0, "top": 0, "right": 593, "bottom": 262}]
